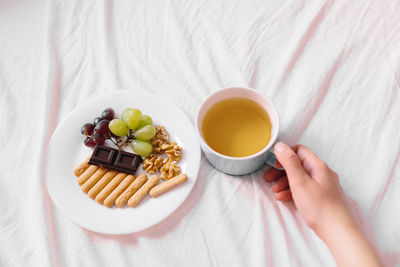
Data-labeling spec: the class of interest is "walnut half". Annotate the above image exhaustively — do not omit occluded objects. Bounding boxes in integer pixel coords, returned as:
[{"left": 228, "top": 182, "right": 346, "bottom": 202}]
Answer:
[
  {"left": 151, "top": 126, "right": 170, "bottom": 154},
  {"left": 160, "top": 158, "right": 181, "bottom": 180},
  {"left": 162, "top": 142, "right": 183, "bottom": 162},
  {"left": 142, "top": 155, "right": 163, "bottom": 174},
  {"left": 143, "top": 125, "right": 184, "bottom": 179}
]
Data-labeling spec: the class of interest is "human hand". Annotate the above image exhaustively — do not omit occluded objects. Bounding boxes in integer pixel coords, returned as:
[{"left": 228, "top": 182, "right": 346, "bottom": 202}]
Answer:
[
  {"left": 264, "top": 142, "right": 382, "bottom": 266},
  {"left": 263, "top": 142, "right": 351, "bottom": 234}
]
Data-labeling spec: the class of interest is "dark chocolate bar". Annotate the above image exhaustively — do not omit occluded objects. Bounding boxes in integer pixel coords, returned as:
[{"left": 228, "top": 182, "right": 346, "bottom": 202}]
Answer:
[{"left": 89, "top": 145, "right": 142, "bottom": 175}]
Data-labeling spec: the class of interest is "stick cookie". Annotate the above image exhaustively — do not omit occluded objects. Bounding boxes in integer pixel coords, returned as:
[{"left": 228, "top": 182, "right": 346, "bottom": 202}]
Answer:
[
  {"left": 149, "top": 173, "right": 188, "bottom": 197},
  {"left": 77, "top": 165, "right": 100, "bottom": 185},
  {"left": 128, "top": 175, "right": 160, "bottom": 208},
  {"left": 81, "top": 168, "right": 108, "bottom": 193},
  {"left": 88, "top": 170, "right": 118, "bottom": 199},
  {"left": 115, "top": 174, "right": 148, "bottom": 208},
  {"left": 103, "top": 174, "right": 136, "bottom": 208},
  {"left": 73, "top": 157, "right": 90, "bottom": 177},
  {"left": 95, "top": 173, "right": 128, "bottom": 204}
]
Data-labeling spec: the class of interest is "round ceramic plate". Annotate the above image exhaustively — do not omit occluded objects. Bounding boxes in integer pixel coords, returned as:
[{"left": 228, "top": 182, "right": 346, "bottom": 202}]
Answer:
[{"left": 46, "top": 90, "right": 201, "bottom": 234}]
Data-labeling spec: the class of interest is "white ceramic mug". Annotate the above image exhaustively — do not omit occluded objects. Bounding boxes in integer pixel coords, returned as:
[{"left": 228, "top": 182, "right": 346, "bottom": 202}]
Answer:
[{"left": 195, "top": 87, "right": 282, "bottom": 175}]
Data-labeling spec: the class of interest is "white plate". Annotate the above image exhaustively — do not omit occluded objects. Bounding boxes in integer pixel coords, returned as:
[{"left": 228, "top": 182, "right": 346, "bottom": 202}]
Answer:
[{"left": 46, "top": 90, "right": 201, "bottom": 234}]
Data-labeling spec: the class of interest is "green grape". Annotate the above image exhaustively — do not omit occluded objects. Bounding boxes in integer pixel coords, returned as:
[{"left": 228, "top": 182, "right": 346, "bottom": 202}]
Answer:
[
  {"left": 136, "top": 114, "right": 153, "bottom": 129},
  {"left": 109, "top": 119, "right": 129, "bottom": 137},
  {"left": 131, "top": 140, "right": 153, "bottom": 157},
  {"left": 121, "top": 108, "right": 142, "bottom": 130},
  {"left": 134, "top": 125, "right": 156, "bottom": 141}
]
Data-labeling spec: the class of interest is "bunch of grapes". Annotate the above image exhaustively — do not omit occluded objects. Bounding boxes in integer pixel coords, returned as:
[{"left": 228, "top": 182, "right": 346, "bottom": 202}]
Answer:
[
  {"left": 81, "top": 108, "right": 115, "bottom": 147},
  {"left": 108, "top": 108, "right": 156, "bottom": 157},
  {"left": 81, "top": 107, "right": 156, "bottom": 158}
]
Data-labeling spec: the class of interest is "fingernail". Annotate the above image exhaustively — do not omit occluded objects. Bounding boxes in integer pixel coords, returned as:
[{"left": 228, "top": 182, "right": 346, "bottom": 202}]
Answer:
[{"left": 275, "top": 142, "right": 287, "bottom": 153}]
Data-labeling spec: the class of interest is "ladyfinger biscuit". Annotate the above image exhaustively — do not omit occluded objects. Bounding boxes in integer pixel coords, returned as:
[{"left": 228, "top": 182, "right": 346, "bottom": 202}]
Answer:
[
  {"left": 73, "top": 157, "right": 90, "bottom": 177},
  {"left": 149, "top": 173, "right": 188, "bottom": 197},
  {"left": 77, "top": 165, "right": 100, "bottom": 185},
  {"left": 103, "top": 174, "right": 135, "bottom": 208},
  {"left": 95, "top": 173, "right": 128, "bottom": 204},
  {"left": 88, "top": 170, "right": 118, "bottom": 199},
  {"left": 81, "top": 168, "right": 108, "bottom": 193},
  {"left": 128, "top": 175, "right": 160, "bottom": 208},
  {"left": 115, "top": 174, "right": 148, "bottom": 208}
]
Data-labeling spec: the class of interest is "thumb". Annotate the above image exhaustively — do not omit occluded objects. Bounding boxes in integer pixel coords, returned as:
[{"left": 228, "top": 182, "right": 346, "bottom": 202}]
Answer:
[{"left": 274, "top": 142, "right": 308, "bottom": 186}]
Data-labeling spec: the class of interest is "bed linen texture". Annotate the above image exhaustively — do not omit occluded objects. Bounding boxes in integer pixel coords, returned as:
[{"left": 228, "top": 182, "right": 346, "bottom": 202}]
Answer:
[{"left": 0, "top": 0, "right": 399, "bottom": 266}]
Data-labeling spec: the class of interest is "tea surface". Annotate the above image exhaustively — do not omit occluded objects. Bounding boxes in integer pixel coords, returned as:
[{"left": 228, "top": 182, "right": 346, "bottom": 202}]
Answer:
[{"left": 202, "top": 97, "right": 271, "bottom": 157}]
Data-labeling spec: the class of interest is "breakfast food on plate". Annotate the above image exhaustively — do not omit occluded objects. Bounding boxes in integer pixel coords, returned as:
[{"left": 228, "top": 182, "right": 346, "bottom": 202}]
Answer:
[
  {"left": 131, "top": 139, "right": 153, "bottom": 157},
  {"left": 151, "top": 126, "right": 169, "bottom": 153},
  {"left": 107, "top": 108, "right": 157, "bottom": 156},
  {"left": 88, "top": 170, "right": 118, "bottom": 199},
  {"left": 143, "top": 126, "right": 183, "bottom": 180},
  {"left": 74, "top": 157, "right": 187, "bottom": 208},
  {"left": 81, "top": 108, "right": 115, "bottom": 147},
  {"left": 88, "top": 145, "right": 142, "bottom": 175},
  {"left": 160, "top": 157, "right": 181, "bottom": 180},
  {"left": 103, "top": 174, "right": 136, "bottom": 208},
  {"left": 149, "top": 173, "right": 188, "bottom": 197},
  {"left": 81, "top": 167, "right": 108, "bottom": 193},
  {"left": 95, "top": 172, "right": 127, "bottom": 204},
  {"left": 78, "top": 165, "right": 100, "bottom": 185},
  {"left": 128, "top": 175, "right": 160, "bottom": 208},
  {"left": 80, "top": 107, "right": 156, "bottom": 155},
  {"left": 115, "top": 174, "right": 148, "bottom": 207},
  {"left": 142, "top": 155, "right": 164, "bottom": 173},
  {"left": 73, "top": 156, "right": 90, "bottom": 176},
  {"left": 75, "top": 107, "right": 188, "bottom": 208}
]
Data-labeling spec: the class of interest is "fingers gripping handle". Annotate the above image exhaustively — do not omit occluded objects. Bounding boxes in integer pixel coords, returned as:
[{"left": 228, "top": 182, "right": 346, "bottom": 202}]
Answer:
[{"left": 265, "top": 149, "right": 284, "bottom": 171}]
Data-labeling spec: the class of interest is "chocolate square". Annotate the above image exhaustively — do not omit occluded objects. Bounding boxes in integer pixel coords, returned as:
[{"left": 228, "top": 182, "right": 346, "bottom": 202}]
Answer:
[
  {"left": 89, "top": 145, "right": 117, "bottom": 166},
  {"left": 114, "top": 150, "right": 142, "bottom": 173},
  {"left": 88, "top": 145, "right": 142, "bottom": 175}
]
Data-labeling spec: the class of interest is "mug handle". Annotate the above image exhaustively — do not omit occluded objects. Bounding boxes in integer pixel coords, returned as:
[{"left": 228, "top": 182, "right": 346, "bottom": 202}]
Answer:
[{"left": 265, "top": 148, "right": 284, "bottom": 171}]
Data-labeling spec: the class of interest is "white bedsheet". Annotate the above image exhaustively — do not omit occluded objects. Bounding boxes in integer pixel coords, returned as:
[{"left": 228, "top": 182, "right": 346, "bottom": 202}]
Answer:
[{"left": 1, "top": 0, "right": 399, "bottom": 266}]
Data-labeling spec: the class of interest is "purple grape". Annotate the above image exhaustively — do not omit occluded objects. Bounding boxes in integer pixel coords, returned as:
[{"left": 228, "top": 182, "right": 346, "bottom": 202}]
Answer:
[
  {"left": 81, "top": 123, "right": 94, "bottom": 136},
  {"left": 101, "top": 108, "right": 115, "bottom": 121},
  {"left": 92, "top": 133, "right": 105, "bottom": 145},
  {"left": 84, "top": 137, "right": 96, "bottom": 147},
  {"left": 93, "top": 117, "right": 102, "bottom": 125},
  {"left": 94, "top": 119, "right": 110, "bottom": 136}
]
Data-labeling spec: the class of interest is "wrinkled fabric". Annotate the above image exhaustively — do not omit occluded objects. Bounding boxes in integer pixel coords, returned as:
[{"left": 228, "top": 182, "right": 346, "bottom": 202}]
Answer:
[{"left": 0, "top": 0, "right": 399, "bottom": 266}]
